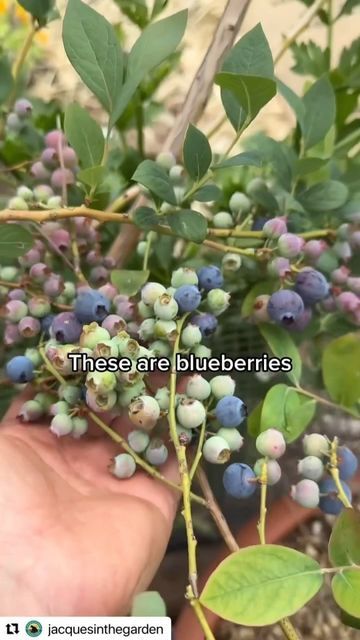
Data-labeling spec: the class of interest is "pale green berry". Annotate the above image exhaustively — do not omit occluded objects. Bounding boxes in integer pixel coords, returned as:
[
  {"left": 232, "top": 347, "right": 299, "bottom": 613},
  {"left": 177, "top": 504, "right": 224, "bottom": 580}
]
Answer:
[
  {"left": 47, "top": 195, "right": 63, "bottom": 209},
  {"left": 0, "top": 266, "right": 19, "bottom": 282},
  {"left": 86, "top": 370, "right": 117, "bottom": 394},
  {"left": 207, "top": 289, "right": 230, "bottom": 316},
  {"left": 141, "top": 282, "right": 166, "bottom": 306},
  {"left": 18, "top": 399, "right": 43, "bottom": 422},
  {"left": 50, "top": 345, "right": 79, "bottom": 376},
  {"left": 72, "top": 417, "right": 89, "bottom": 438},
  {"left": 63, "top": 281, "right": 76, "bottom": 300},
  {"left": 203, "top": 436, "right": 230, "bottom": 464},
  {"left": 291, "top": 479, "right": 320, "bottom": 509},
  {"left": 154, "top": 293, "right": 179, "bottom": 320},
  {"left": 181, "top": 324, "right": 202, "bottom": 347},
  {"left": 80, "top": 323, "right": 110, "bottom": 350},
  {"left": 138, "top": 300, "right": 155, "bottom": 319},
  {"left": 167, "top": 286, "right": 176, "bottom": 296},
  {"left": 191, "top": 344, "right": 212, "bottom": 358},
  {"left": 156, "top": 151, "right": 176, "bottom": 171},
  {"left": 174, "top": 186, "right": 185, "bottom": 204},
  {"left": 50, "top": 414, "right": 73, "bottom": 437},
  {"left": 177, "top": 398, "right": 206, "bottom": 428},
  {"left": 128, "top": 430, "right": 150, "bottom": 453},
  {"left": 93, "top": 339, "right": 118, "bottom": 358},
  {"left": 34, "top": 392, "right": 54, "bottom": 413},
  {"left": 128, "top": 395, "right": 161, "bottom": 431},
  {"left": 138, "top": 319, "right": 156, "bottom": 341},
  {"left": 256, "top": 429, "right": 286, "bottom": 459},
  {"left": 86, "top": 389, "right": 117, "bottom": 412},
  {"left": 169, "top": 164, "right": 185, "bottom": 183},
  {"left": 59, "top": 384, "right": 82, "bottom": 405},
  {"left": 222, "top": 253, "right": 242, "bottom": 272},
  {"left": 229, "top": 192, "right": 251, "bottom": 214},
  {"left": 303, "top": 434, "right": 330, "bottom": 458},
  {"left": 117, "top": 381, "right": 146, "bottom": 407},
  {"left": 186, "top": 375, "right": 211, "bottom": 400},
  {"left": 155, "top": 387, "right": 170, "bottom": 410},
  {"left": 50, "top": 400, "right": 71, "bottom": 416},
  {"left": 137, "top": 241, "right": 147, "bottom": 257},
  {"left": 16, "top": 185, "right": 33, "bottom": 202},
  {"left": 218, "top": 428, "right": 244, "bottom": 452},
  {"left": 154, "top": 319, "right": 177, "bottom": 340},
  {"left": 112, "top": 453, "right": 136, "bottom": 479},
  {"left": 8, "top": 196, "right": 29, "bottom": 210},
  {"left": 144, "top": 438, "right": 169, "bottom": 466},
  {"left": 254, "top": 458, "right": 282, "bottom": 485},
  {"left": 149, "top": 340, "right": 171, "bottom": 357},
  {"left": 121, "top": 337, "right": 140, "bottom": 359},
  {"left": 171, "top": 267, "right": 198, "bottom": 288},
  {"left": 298, "top": 456, "right": 324, "bottom": 481},
  {"left": 210, "top": 375, "right": 236, "bottom": 399},
  {"left": 213, "top": 211, "right": 233, "bottom": 228},
  {"left": 25, "top": 347, "right": 42, "bottom": 367},
  {"left": 112, "top": 331, "right": 132, "bottom": 354}
]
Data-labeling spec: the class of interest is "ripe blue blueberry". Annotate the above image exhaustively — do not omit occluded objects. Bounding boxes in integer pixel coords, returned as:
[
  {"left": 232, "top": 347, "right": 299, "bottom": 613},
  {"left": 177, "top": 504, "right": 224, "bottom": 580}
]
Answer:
[
  {"left": 6, "top": 355, "right": 34, "bottom": 383},
  {"left": 203, "top": 436, "right": 230, "bottom": 464},
  {"left": 223, "top": 463, "right": 257, "bottom": 499},
  {"left": 41, "top": 314, "right": 56, "bottom": 337},
  {"left": 267, "top": 289, "right": 305, "bottom": 327},
  {"left": 215, "top": 396, "right": 247, "bottom": 428},
  {"left": 191, "top": 313, "right": 218, "bottom": 337},
  {"left": 51, "top": 312, "right": 82, "bottom": 344},
  {"left": 74, "top": 288, "right": 111, "bottom": 324},
  {"left": 174, "top": 285, "right": 201, "bottom": 313},
  {"left": 294, "top": 269, "right": 330, "bottom": 305},
  {"left": 337, "top": 446, "right": 358, "bottom": 481},
  {"left": 319, "top": 477, "right": 352, "bottom": 515},
  {"left": 197, "top": 266, "right": 224, "bottom": 291},
  {"left": 291, "top": 479, "right": 320, "bottom": 508}
]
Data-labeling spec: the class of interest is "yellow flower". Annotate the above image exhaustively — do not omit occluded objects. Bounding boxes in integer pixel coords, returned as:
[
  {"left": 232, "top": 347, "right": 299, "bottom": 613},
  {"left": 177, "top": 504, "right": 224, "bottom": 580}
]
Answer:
[{"left": 0, "top": 0, "right": 8, "bottom": 15}]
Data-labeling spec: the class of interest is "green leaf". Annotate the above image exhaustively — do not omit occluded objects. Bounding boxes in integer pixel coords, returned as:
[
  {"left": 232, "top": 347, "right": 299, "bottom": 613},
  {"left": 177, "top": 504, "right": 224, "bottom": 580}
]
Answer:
[
  {"left": 0, "top": 224, "right": 33, "bottom": 260},
  {"left": 77, "top": 165, "right": 107, "bottom": 188},
  {"left": 151, "top": 0, "right": 168, "bottom": 18},
  {"left": 260, "top": 384, "right": 316, "bottom": 443},
  {"left": 213, "top": 151, "right": 262, "bottom": 170},
  {"left": 247, "top": 400, "right": 263, "bottom": 438},
  {"left": 277, "top": 79, "right": 305, "bottom": 129},
  {"left": 64, "top": 104, "right": 105, "bottom": 169},
  {"left": 216, "top": 73, "right": 276, "bottom": 129},
  {"left": 63, "top": 0, "right": 124, "bottom": 114},
  {"left": 132, "top": 160, "right": 176, "bottom": 205},
  {"left": 247, "top": 134, "right": 294, "bottom": 190},
  {"left": 340, "top": 610, "right": 360, "bottom": 630},
  {"left": 131, "top": 591, "right": 166, "bottom": 617},
  {"left": 332, "top": 571, "right": 360, "bottom": 619},
  {"left": 295, "top": 157, "right": 329, "bottom": 176},
  {"left": 245, "top": 178, "right": 279, "bottom": 211},
  {"left": 329, "top": 509, "right": 360, "bottom": 567},
  {"left": 338, "top": 0, "right": 360, "bottom": 17},
  {"left": 111, "top": 269, "right": 149, "bottom": 296},
  {"left": 110, "top": 10, "right": 187, "bottom": 126},
  {"left": 302, "top": 76, "right": 336, "bottom": 151},
  {"left": 220, "top": 24, "right": 275, "bottom": 132},
  {"left": 322, "top": 334, "right": 360, "bottom": 407},
  {"left": 183, "top": 124, "right": 212, "bottom": 181},
  {"left": 290, "top": 41, "right": 329, "bottom": 77},
  {"left": 0, "top": 57, "right": 13, "bottom": 104},
  {"left": 299, "top": 180, "right": 348, "bottom": 212},
  {"left": 194, "top": 184, "right": 222, "bottom": 202},
  {"left": 114, "top": 0, "right": 148, "bottom": 28},
  {"left": 259, "top": 324, "right": 302, "bottom": 385},
  {"left": 200, "top": 545, "right": 323, "bottom": 626},
  {"left": 132, "top": 207, "right": 159, "bottom": 230},
  {"left": 167, "top": 210, "right": 208, "bottom": 244},
  {"left": 17, "top": 0, "right": 53, "bottom": 21}
]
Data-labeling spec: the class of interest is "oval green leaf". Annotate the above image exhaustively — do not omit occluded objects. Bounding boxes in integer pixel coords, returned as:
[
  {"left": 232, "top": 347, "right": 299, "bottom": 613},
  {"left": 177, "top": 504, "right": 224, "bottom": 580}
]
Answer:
[
  {"left": 329, "top": 509, "right": 360, "bottom": 567},
  {"left": 132, "top": 206, "right": 159, "bottom": 230},
  {"left": 167, "top": 210, "right": 207, "bottom": 243},
  {"left": 259, "top": 324, "right": 302, "bottom": 385},
  {"left": 200, "top": 545, "right": 323, "bottom": 626},
  {"left": 132, "top": 160, "right": 176, "bottom": 205},
  {"left": 0, "top": 224, "right": 33, "bottom": 261},
  {"left": 260, "top": 384, "right": 316, "bottom": 443},
  {"left": 332, "top": 571, "right": 360, "bottom": 619},
  {"left": 322, "top": 334, "right": 360, "bottom": 408},
  {"left": 183, "top": 124, "right": 212, "bottom": 181},
  {"left": 111, "top": 269, "right": 149, "bottom": 296},
  {"left": 64, "top": 104, "right": 105, "bottom": 169}
]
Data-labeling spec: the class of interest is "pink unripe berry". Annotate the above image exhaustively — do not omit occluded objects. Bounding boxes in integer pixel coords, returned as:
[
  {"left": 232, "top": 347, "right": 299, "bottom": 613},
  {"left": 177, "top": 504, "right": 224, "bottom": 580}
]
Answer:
[
  {"left": 304, "top": 240, "right": 328, "bottom": 261},
  {"left": 336, "top": 291, "right": 360, "bottom": 313},
  {"left": 18, "top": 247, "right": 41, "bottom": 268},
  {"left": 349, "top": 229, "right": 360, "bottom": 249},
  {"left": 18, "top": 316, "right": 41, "bottom": 337},
  {"left": 97, "top": 283, "right": 117, "bottom": 301},
  {"left": 45, "top": 130, "right": 67, "bottom": 149},
  {"left": 14, "top": 98, "right": 33, "bottom": 118},
  {"left": 51, "top": 168, "right": 75, "bottom": 190},
  {"left": 89, "top": 266, "right": 109, "bottom": 286},
  {"left": 29, "top": 262, "right": 50, "bottom": 283},
  {"left": 5, "top": 299, "right": 28, "bottom": 322},
  {"left": 253, "top": 458, "right": 282, "bottom": 485},
  {"left": 8, "top": 289, "right": 26, "bottom": 301},
  {"left": 347, "top": 277, "right": 360, "bottom": 295},
  {"left": 49, "top": 228, "right": 71, "bottom": 252},
  {"left": 113, "top": 295, "right": 135, "bottom": 321},
  {"left": 86, "top": 249, "right": 102, "bottom": 266},
  {"left": 331, "top": 266, "right": 350, "bottom": 285},
  {"left": 30, "top": 161, "right": 50, "bottom": 181},
  {"left": 4, "top": 323, "right": 21, "bottom": 346},
  {"left": 101, "top": 314, "right": 127, "bottom": 336},
  {"left": 41, "top": 147, "right": 58, "bottom": 169},
  {"left": 263, "top": 217, "right": 287, "bottom": 239},
  {"left": 62, "top": 146, "right": 78, "bottom": 168},
  {"left": 278, "top": 233, "right": 305, "bottom": 258},
  {"left": 291, "top": 479, "right": 320, "bottom": 508},
  {"left": 44, "top": 274, "right": 64, "bottom": 298},
  {"left": 267, "top": 257, "right": 291, "bottom": 279},
  {"left": 256, "top": 429, "right": 286, "bottom": 459}
]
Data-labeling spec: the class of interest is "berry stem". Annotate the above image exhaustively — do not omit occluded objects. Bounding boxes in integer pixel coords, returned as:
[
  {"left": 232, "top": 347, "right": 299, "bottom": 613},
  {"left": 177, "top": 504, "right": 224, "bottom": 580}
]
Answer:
[
  {"left": 189, "top": 592, "right": 217, "bottom": 640},
  {"left": 257, "top": 457, "right": 268, "bottom": 545},
  {"left": 296, "top": 387, "right": 360, "bottom": 418},
  {"left": 142, "top": 232, "right": 154, "bottom": 272},
  {"left": 274, "top": 0, "right": 328, "bottom": 64},
  {"left": 197, "top": 465, "right": 239, "bottom": 552},
  {"left": 329, "top": 438, "right": 353, "bottom": 509},
  {"left": 189, "top": 420, "right": 207, "bottom": 482}
]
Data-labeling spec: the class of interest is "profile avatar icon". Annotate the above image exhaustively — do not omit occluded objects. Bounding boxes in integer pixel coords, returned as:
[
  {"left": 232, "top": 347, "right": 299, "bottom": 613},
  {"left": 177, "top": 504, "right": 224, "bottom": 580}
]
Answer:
[{"left": 25, "top": 621, "right": 43, "bottom": 637}]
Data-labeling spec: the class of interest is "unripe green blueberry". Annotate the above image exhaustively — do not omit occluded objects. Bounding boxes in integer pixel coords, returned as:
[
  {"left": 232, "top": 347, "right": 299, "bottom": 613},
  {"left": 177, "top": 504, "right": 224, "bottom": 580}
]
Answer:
[
  {"left": 176, "top": 424, "right": 193, "bottom": 445},
  {"left": 137, "top": 241, "right": 147, "bottom": 257},
  {"left": 63, "top": 281, "right": 76, "bottom": 300},
  {"left": 139, "top": 318, "right": 156, "bottom": 341},
  {"left": 34, "top": 392, "right": 54, "bottom": 412},
  {"left": 169, "top": 164, "right": 185, "bottom": 183},
  {"left": 86, "top": 371, "right": 117, "bottom": 394},
  {"left": 203, "top": 435, "right": 230, "bottom": 464},
  {"left": 18, "top": 399, "right": 44, "bottom": 422},
  {"left": 229, "top": 191, "right": 251, "bottom": 214},
  {"left": 72, "top": 417, "right": 89, "bottom": 438},
  {"left": 28, "top": 295, "right": 51, "bottom": 318},
  {"left": 128, "top": 430, "right": 150, "bottom": 453},
  {"left": 149, "top": 340, "right": 171, "bottom": 357},
  {"left": 0, "top": 266, "right": 19, "bottom": 282},
  {"left": 156, "top": 151, "right": 176, "bottom": 170},
  {"left": 291, "top": 479, "right": 320, "bottom": 509},
  {"left": 213, "top": 211, "right": 233, "bottom": 228},
  {"left": 253, "top": 458, "right": 282, "bottom": 485},
  {"left": 118, "top": 381, "right": 146, "bottom": 408},
  {"left": 86, "top": 389, "right": 117, "bottom": 412},
  {"left": 50, "top": 413, "right": 73, "bottom": 437},
  {"left": 24, "top": 347, "right": 42, "bottom": 367},
  {"left": 47, "top": 195, "right": 63, "bottom": 209},
  {"left": 246, "top": 178, "right": 267, "bottom": 198},
  {"left": 207, "top": 289, "right": 230, "bottom": 316},
  {"left": 256, "top": 429, "right": 286, "bottom": 459},
  {"left": 120, "top": 337, "right": 140, "bottom": 359},
  {"left": 50, "top": 400, "right": 71, "bottom": 416},
  {"left": 181, "top": 323, "right": 202, "bottom": 347},
  {"left": 155, "top": 386, "right": 170, "bottom": 410},
  {"left": 177, "top": 398, "right": 206, "bottom": 428},
  {"left": 145, "top": 438, "right": 169, "bottom": 466},
  {"left": 58, "top": 384, "right": 82, "bottom": 405},
  {"left": 48, "top": 345, "right": 79, "bottom": 376},
  {"left": 171, "top": 267, "right": 198, "bottom": 288},
  {"left": 154, "top": 293, "right": 179, "bottom": 320},
  {"left": 138, "top": 300, "right": 155, "bottom": 319},
  {"left": 5, "top": 299, "right": 28, "bottom": 322},
  {"left": 218, "top": 428, "right": 244, "bottom": 452},
  {"left": 186, "top": 375, "right": 211, "bottom": 401},
  {"left": 8, "top": 196, "right": 29, "bottom": 210},
  {"left": 111, "top": 453, "right": 136, "bottom": 479},
  {"left": 303, "top": 433, "right": 330, "bottom": 458},
  {"left": 80, "top": 323, "right": 110, "bottom": 350},
  {"left": 174, "top": 186, "right": 185, "bottom": 204},
  {"left": 141, "top": 282, "right": 166, "bottom": 306},
  {"left": 191, "top": 344, "right": 212, "bottom": 359},
  {"left": 210, "top": 375, "right": 236, "bottom": 399},
  {"left": 154, "top": 319, "right": 177, "bottom": 340},
  {"left": 222, "top": 253, "right": 242, "bottom": 272},
  {"left": 298, "top": 456, "right": 324, "bottom": 481},
  {"left": 17, "top": 185, "right": 34, "bottom": 202},
  {"left": 93, "top": 339, "right": 118, "bottom": 359},
  {"left": 128, "top": 395, "right": 161, "bottom": 431}
]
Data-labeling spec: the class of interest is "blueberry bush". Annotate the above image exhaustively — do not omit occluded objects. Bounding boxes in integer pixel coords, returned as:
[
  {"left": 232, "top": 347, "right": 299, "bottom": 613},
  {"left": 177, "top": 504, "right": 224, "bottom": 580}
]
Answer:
[{"left": 0, "top": 0, "right": 360, "bottom": 636}]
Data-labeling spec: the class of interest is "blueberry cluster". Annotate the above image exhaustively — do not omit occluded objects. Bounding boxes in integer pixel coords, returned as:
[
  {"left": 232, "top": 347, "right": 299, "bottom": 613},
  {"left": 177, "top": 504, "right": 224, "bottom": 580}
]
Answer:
[
  {"left": 291, "top": 434, "right": 358, "bottom": 514},
  {"left": 222, "top": 428, "right": 285, "bottom": 499}
]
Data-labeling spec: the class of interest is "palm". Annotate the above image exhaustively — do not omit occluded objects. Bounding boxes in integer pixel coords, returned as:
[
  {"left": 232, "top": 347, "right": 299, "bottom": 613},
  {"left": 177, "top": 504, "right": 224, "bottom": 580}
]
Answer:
[{"left": 0, "top": 398, "right": 178, "bottom": 615}]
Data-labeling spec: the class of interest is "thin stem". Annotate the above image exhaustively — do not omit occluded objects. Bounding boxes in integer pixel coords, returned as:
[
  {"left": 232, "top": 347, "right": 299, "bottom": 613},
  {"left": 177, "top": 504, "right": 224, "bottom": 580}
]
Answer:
[
  {"left": 197, "top": 466, "right": 239, "bottom": 552},
  {"left": 329, "top": 438, "right": 353, "bottom": 509},
  {"left": 296, "top": 387, "right": 360, "bottom": 418},
  {"left": 6, "top": 22, "right": 37, "bottom": 111},
  {"left": 327, "top": 0, "right": 333, "bottom": 69},
  {"left": 189, "top": 421, "right": 207, "bottom": 482},
  {"left": 279, "top": 619, "right": 302, "bottom": 640},
  {"left": 135, "top": 99, "right": 145, "bottom": 157},
  {"left": 190, "top": 594, "right": 217, "bottom": 640},
  {"left": 257, "top": 458, "right": 268, "bottom": 545},
  {"left": 274, "top": 0, "right": 328, "bottom": 64},
  {"left": 142, "top": 232, "right": 154, "bottom": 271}
]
